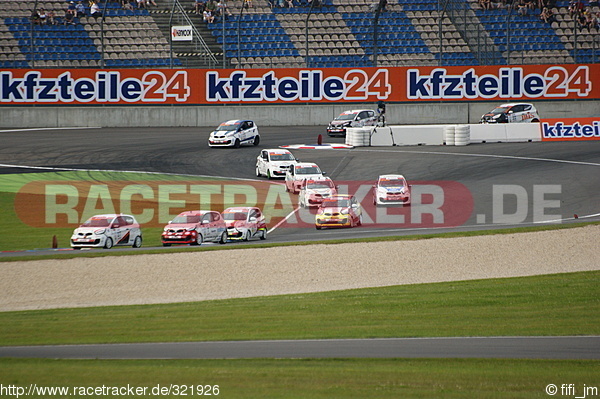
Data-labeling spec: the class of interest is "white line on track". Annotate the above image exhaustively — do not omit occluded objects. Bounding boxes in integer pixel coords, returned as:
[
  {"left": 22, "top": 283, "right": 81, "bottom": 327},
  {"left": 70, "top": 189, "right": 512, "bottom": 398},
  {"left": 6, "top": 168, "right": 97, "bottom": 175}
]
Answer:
[
  {"left": 0, "top": 127, "right": 101, "bottom": 133},
  {"left": 351, "top": 148, "right": 600, "bottom": 167}
]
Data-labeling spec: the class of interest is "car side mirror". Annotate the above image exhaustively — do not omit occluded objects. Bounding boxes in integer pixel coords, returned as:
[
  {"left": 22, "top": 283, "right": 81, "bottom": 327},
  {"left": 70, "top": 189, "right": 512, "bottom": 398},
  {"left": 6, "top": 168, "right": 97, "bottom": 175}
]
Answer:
[
  {"left": 249, "top": 217, "right": 257, "bottom": 223},
  {"left": 322, "top": 172, "right": 327, "bottom": 175},
  {"left": 202, "top": 220, "right": 210, "bottom": 225},
  {"left": 112, "top": 224, "right": 119, "bottom": 229}
]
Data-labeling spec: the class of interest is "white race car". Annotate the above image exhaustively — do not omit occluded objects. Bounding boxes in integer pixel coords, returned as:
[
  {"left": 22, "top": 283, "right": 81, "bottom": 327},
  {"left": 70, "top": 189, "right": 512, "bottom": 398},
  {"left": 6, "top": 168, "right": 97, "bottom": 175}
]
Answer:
[
  {"left": 327, "top": 109, "right": 377, "bottom": 137},
  {"left": 480, "top": 103, "right": 540, "bottom": 124},
  {"left": 255, "top": 148, "right": 298, "bottom": 179},
  {"left": 223, "top": 206, "right": 268, "bottom": 241},
  {"left": 372, "top": 174, "right": 411, "bottom": 206},
  {"left": 298, "top": 177, "right": 337, "bottom": 208},
  {"left": 208, "top": 119, "right": 260, "bottom": 148},
  {"left": 70, "top": 214, "right": 143, "bottom": 249},
  {"left": 284, "top": 162, "right": 326, "bottom": 194}
]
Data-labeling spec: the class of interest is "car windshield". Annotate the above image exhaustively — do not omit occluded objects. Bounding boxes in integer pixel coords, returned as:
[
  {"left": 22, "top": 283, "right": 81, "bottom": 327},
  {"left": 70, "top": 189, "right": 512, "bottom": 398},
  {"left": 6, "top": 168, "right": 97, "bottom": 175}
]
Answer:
[
  {"left": 223, "top": 212, "right": 247, "bottom": 221},
  {"left": 335, "top": 113, "right": 358, "bottom": 121},
  {"left": 296, "top": 166, "right": 321, "bottom": 175},
  {"left": 322, "top": 199, "right": 351, "bottom": 208},
  {"left": 270, "top": 153, "right": 294, "bottom": 161},
  {"left": 171, "top": 214, "right": 201, "bottom": 224},
  {"left": 489, "top": 107, "right": 510, "bottom": 115},
  {"left": 216, "top": 122, "right": 240, "bottom": 131},
  {"left": 380, "top": 179, "right": 405, "bottom": 188},
  {"left": 81, "top": 217, "right": 112, "bottom": 227},
  {"left": 308, "top": 181, "right": 334, "bottom": 189}
]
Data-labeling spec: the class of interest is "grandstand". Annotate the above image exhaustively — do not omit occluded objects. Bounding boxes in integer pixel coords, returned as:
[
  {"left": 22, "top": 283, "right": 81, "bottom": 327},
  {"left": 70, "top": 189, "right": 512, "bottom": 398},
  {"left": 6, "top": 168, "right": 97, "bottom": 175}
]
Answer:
[{"left": 0, "top": 0, "right": 598, "bottom": 69}]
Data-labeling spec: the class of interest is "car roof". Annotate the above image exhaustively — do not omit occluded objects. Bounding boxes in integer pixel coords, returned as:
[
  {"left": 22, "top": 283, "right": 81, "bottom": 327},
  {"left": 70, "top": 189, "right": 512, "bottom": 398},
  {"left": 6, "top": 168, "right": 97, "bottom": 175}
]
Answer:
[
  {"left": 263, "top": 148, "right": 292, "bottom": 154},
  {"left": 87, "top": 214, "right": 127, "bottom": 218},
  {"left": 220, "top": 119, "right": 251, "bottom": 125},
  {"left": 497, "top": 103, "right": 534, "bottom": 107},
  {"left": 340, "top": 109, "right": 374, "bottom": 114},
  {"left": 295, "top": 162, "right": 319, "bottom": 167},
  {"left": 223, "top": 207, "right": 258, "bottom": 212},
  {"left": 177, "top": 210, "right": 209, "bottom": 216},
  {"left": 378, "top": 174, "right": 406, "bottom": 180}
]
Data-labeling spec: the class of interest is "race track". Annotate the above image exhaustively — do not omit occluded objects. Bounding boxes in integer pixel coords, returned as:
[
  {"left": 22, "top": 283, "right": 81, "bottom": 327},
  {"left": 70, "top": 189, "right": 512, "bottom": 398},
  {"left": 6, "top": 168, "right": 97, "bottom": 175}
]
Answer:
[{"left": 1, "top": 125, "right": 599, "bottom": 252}]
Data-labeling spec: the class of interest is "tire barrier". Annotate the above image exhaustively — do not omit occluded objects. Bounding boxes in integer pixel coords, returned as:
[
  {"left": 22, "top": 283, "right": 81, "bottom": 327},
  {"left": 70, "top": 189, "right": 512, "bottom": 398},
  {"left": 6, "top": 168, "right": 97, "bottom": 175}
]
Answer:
[
  {"left": 345, "top": 128, "right": 372, "bottom": 147},
  {"left": 454, "top": 124, "right": 471, "bottom": 146},
  {"left": 444, "top": 125, "right": 456, "bottom": 146}
]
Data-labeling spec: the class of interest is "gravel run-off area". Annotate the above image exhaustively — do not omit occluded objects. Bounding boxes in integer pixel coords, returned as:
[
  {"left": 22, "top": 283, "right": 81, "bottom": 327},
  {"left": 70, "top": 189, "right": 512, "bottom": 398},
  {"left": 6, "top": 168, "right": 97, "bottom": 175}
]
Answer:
[{"left": 1, "top": 225, "right": 599, "bottom": 312}]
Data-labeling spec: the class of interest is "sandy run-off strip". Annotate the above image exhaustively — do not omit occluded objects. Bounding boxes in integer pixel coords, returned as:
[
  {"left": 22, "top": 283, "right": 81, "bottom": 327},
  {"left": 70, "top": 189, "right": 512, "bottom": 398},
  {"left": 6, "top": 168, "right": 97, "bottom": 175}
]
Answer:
[{"left": 1, "top": 225, "right": 599, "bottom": 312}]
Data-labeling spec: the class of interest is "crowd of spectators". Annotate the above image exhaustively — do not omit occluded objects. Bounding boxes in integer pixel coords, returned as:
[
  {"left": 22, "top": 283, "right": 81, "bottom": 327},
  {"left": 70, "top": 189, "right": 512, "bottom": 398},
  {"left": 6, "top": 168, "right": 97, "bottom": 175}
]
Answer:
[
  {"left": 569, "top": 0, "right": 600, "bottom": 30},
  {"left": 194, "top": 0, "right": 232, "bottom": 23}
]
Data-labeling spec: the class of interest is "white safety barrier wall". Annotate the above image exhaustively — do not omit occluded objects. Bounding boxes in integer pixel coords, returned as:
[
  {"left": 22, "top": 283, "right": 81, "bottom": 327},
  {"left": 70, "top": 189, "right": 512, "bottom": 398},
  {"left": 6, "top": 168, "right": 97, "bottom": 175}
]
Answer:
[{"left": 369, "top": 123, "right": 541, "bottom": 146}]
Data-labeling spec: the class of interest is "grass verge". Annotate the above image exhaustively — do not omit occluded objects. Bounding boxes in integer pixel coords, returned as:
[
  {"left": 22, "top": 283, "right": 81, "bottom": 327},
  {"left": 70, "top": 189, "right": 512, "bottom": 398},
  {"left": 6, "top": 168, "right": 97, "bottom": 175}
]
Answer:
[
  {"left": 1, "top": 271, "right": 598, "bottom": 346},
  {"left": 0, "top": 357, "right": 597, "bottom": 398}
]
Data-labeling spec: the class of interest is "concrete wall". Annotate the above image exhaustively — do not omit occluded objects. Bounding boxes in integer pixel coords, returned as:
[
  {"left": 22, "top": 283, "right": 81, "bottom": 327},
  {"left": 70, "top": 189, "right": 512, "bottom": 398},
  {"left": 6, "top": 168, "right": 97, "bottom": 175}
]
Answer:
[{"left": 0, "top": 100, "right": 598, "bottom": 128}]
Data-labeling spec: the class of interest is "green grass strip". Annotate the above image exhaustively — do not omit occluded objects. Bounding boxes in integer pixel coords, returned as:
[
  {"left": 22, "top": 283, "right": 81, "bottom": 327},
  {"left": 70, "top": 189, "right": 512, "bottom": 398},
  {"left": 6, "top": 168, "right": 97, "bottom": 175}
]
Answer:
[
  {"left": 1, "top": 271, "right": 598, "bottom": 346},
  {"left": 0, "top": 358, "right": 597, "bottom": 398}
]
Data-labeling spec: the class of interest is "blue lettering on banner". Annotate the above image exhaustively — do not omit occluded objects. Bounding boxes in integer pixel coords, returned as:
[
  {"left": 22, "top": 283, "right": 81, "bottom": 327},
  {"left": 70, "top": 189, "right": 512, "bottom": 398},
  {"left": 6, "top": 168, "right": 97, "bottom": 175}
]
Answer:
[
  {"left": 406, "top": 66, "right": 590, "bottom": 100},
  {"left": 0, "top": 71, "right": 166, "bottom": 103},
  {"left": 542, "top": 121, "right": 600, "bottom": 138}
]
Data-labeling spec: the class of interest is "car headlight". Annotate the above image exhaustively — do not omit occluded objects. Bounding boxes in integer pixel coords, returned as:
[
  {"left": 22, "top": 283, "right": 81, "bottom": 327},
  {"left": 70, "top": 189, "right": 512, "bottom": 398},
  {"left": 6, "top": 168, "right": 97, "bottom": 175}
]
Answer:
[
  {"left": 94, "top": 229, "right": 105, "bottom": 234},
  {"left": 341, "top": 209, "right": 349, "bottom": 215},
  {"left": 186, "top": 227, "right": 196, "bottom": 232}
]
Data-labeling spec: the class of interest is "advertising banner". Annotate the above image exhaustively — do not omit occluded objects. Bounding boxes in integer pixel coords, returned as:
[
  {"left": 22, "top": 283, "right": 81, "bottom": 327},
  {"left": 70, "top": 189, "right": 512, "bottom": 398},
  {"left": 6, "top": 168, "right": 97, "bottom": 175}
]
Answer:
[
  {"left": 1, "top": 64, "right": 598, "bottom": 105},
  {"left": 541, "top": 117, "right": 600, "bottom": 141},
  {"left": 171, "top": 25, "right": 193, "bottom": 41}
]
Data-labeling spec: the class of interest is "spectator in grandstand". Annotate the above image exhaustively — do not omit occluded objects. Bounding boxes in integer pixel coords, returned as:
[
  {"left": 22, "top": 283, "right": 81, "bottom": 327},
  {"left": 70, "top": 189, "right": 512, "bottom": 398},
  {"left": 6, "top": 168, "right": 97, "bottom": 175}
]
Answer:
[
  {"left": 203, "top": 9, "right": 214, "bottom": 22},
  {"left": 194, "top": 0, "right": 204, "bottom": 13},
  {"left": 568, "top": 0, "right": 584, "bottom": 16},
  {"left": 47, "top": 9, "right": 57, "bottom": 25},
  {"left": 205, "top": 0, "right": 217, "bottom": 14},
  {"left": 37, "top": 8, "right": 48, "bottom": 24},
  {"left": 63, "top": 8, "right": 76, "bottom": 24},
  {"left": 285, "top": 0, "right": 294, "bottom": 7},
  {"left": 67, "top": 1, "right": 77, "bottom": 15},
  {"left": 146, "top": 0, "right": 158, "bottom": 7},
  {"left": 479, "top": 0, "right": 492, "bottom": 9},
  {"left": 122, "top": 0, "right": 134, "bottom": 10},
  {"left": 540, "top": 6, "right": 555, "bottom": 22},
  {"left": 30, "top": 9, "right": 41, "bottom": 25},
  {"left": 217, "top": 0, "right": 232, "bottom": 16},
  {"left": 137, "top": 0, "right": 146, "bottom": 8},
  {"left": 75, "top": 1, "right": 86, "bottom": 17},
  {"left": 516, "top": 0, "right": 528, "bottom": 14},
  {"left": 581, "top": 8, "right": 596, "bottom": 28},
  {"left": 90, "top": 1, "right": 102, "bottom": 16},
  {"left": 243, "top": 0, "right": 253, "bottom": 8}
]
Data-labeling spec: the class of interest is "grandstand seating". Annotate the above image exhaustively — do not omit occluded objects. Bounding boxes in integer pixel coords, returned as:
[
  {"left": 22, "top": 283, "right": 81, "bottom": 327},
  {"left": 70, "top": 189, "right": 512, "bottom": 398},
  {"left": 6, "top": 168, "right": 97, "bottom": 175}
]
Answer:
[
  {"left": 0, "top": 0, "right": 176, "bottom": 68},
  {"left": 0, "top": 0, "right": 597, "bottom": 69}
]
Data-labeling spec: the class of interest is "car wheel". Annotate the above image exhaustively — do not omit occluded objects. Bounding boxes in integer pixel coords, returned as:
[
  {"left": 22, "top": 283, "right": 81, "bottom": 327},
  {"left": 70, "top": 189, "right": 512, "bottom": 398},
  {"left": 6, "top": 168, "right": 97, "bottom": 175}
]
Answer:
[
  {"left": 531, "top": 119, "right": 540, "bottom": 123},
  {"left": 192, "top": 233, "right": 203, "bottom": 246},
  {"left": 218, "top": 231, "right": 227, "bottom": 244},
  {"left": 72, "top": 247, "right": 81, "bottom": 250},
  {"left": 243, "top": 230, "right": 251, "bottom": 241},
  {"left": 256, "top": 167, "right": 261, "bottom": 177},
  {"left": 253, "top": 135, "right": 260, "bottom": 146},
  {"left": 267, "top": 169, "right": 272, "bottom": 179},
  {"left": 132, "top": 235, "right": 142, "bottom": 248},
  {"left": 162, "top": 243, "right": 171, "bottom": 247},
  {"left": 104, "top": 237, "right": 113, "bottom": 249},
  {"left": 259, "top": 229, "right": 267, "bottom": 240},
  {"left": 315, "top": 225, "right": 322, "bottom": 230},
  {"left": 357, "top": 215, "right": 363, "bottom": 226},
  {"left": 234, "top": 139, "right": 241, "bottom": 148}
]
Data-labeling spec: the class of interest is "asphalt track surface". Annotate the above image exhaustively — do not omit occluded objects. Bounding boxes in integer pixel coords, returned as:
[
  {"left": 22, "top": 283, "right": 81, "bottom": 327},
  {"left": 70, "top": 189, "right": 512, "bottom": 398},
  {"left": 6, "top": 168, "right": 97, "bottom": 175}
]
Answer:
[
  {"left": 1, "top": 125, "right": 599, "bottom": 359},
  {"left": 1, "top": 125, "right": 600, "bottom": 256},
  {"left": 1, "top": 337, "right": 599, "bottom": 359}
]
